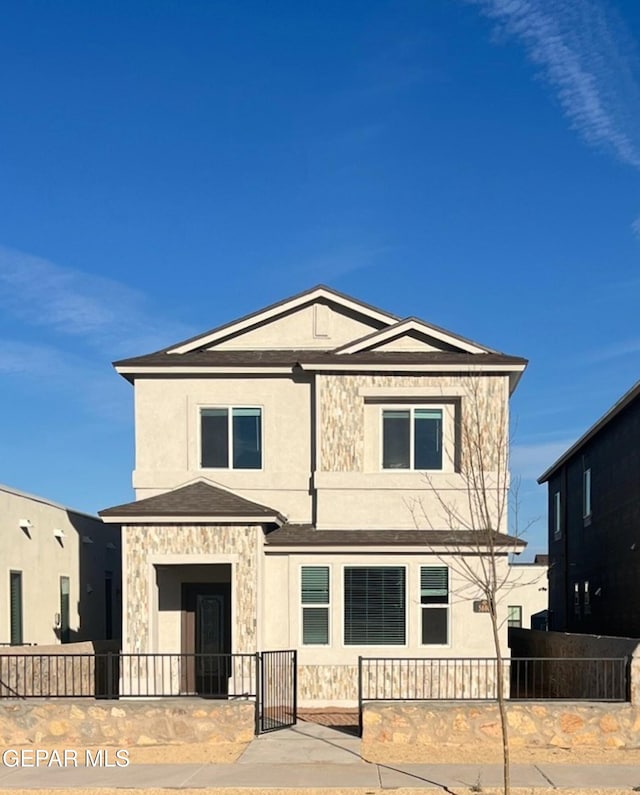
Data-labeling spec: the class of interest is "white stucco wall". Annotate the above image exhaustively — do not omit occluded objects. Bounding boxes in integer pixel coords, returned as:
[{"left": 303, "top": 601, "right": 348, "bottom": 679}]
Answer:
[
  {"left": 0, "top": 485, "right": 121, "bottom": 645},
  {"left": 507, "top": 562, "right": 548, "bottom": 628}
]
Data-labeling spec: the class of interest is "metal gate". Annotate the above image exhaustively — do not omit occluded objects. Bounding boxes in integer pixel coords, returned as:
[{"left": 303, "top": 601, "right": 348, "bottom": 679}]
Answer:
[{"left": 258, "top": 649, "right": 297, "bottom": 733}]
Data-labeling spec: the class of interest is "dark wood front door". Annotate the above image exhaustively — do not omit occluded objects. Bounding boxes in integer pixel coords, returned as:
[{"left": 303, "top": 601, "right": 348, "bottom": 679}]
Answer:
[{"left": 181, "top": 583, "right": 231, "bottom": 696}]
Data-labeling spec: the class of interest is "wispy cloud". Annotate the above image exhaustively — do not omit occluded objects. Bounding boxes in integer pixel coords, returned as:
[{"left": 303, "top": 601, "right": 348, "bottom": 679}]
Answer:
[
  {"left": 287, "top": 244, "right": 392, "bottom": 281},
  {"left": 0, "top": 245, "right": 194, "bottom": 422},
  {"left": 471, "top": 0, "right": 640, "bottom": 169},
  {"left": 511, "top": 438, "right": 576, "bottom": 480},
  {"left": 0, "top": 246, "right": 192, "bottom": 357},
  {"left": 584, "top": 336, "right": 640, "bottom": 363}
]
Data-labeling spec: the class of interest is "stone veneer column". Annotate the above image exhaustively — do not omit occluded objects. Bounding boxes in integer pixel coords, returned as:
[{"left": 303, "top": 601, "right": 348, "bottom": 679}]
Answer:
[{"left": 124, "top": 524, "right": 259, "bottom": 653}]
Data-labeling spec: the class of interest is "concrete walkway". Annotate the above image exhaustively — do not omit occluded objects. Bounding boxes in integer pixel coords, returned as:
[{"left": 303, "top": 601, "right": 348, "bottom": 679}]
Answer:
[{"left": 0, "top": 722, "right": 639, "bottom": 789}]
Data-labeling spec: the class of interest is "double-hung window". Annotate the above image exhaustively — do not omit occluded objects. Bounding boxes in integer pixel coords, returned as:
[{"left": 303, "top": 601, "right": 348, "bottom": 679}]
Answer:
[
  {"left": 507, "top": 605, "right": 523, "bottom": 628},
  {"left": 201, "top": 407, "right": 262, "bottom": 469},
  {"left": 382, "top": 407, "right": 443, "bottom": 470},
  {"left": 301, "top": 566, "right": 330, "bottom": 645},
  {"left": 420, "top": 566, "right": 449, "bottom": 644},
  {"left": 344, "top": 566, "right": 406, "bottom": 645}
]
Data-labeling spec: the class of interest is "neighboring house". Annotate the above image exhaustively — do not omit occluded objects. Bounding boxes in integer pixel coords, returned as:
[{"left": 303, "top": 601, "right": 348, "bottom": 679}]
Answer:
[
  {"left": 1, "top": 483, "right": 122, "bottom": 645},
  {"left": 100, "top": 285, "right": 528, "bottom": 705},
  {"left": 507, "top": 554, "right": 548, "bottom": 630},
  {"left": 538, "top": 381, "right": 640, "bottom": 636}
]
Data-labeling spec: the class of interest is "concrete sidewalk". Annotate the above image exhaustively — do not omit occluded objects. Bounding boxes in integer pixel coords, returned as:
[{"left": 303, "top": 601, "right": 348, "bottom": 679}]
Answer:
[{"left": 0, "top": 722, "right": 639, "bottom": 789}]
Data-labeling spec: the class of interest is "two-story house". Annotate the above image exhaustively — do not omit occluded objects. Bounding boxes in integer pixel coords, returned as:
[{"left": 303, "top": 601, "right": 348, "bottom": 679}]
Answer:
[
  {"left": 100, "top": 286, "right": 527, "bottom": 704},
  {"left": 538, "top": 380, "right": 640, "bottom": 636}
]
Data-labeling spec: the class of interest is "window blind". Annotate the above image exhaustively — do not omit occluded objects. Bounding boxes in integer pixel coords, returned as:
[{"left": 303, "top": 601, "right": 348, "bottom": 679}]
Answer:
[{"left": 344, "top": 567, "right": 406, "bottom": 645}]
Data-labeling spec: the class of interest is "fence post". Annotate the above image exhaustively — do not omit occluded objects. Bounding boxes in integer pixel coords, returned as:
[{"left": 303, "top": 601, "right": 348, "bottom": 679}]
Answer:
[
  {"left": 254, "top": 653, "right": 261, "bottom": 735},
  {"left": 357, "top": 656, "right": 363, "bottom": 737},
  {"left": 106, "top": 653, "right": 114, "bottom": 700},
  {"left": 292, "top": 650, "right": 298, "bottom": 725}
]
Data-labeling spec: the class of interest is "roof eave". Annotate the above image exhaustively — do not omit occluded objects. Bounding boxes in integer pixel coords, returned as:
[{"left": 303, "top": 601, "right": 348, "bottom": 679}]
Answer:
[{"left": 538, "top": 379, "right": 640, "bottom": 483}]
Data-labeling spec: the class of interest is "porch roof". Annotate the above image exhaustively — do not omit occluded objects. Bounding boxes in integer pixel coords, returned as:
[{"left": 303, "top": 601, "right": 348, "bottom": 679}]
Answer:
[
  {"left": 99, "top": 480, "right": 285, "bottom": 524},
  {"left": 264, "top": 524, "right": 526, "bottom": 549}
]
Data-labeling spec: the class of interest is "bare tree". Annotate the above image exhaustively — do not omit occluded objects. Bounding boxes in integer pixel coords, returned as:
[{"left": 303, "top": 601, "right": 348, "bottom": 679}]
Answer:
[{"left": 407, "top": 374, "right": 535, "bottom": 795}]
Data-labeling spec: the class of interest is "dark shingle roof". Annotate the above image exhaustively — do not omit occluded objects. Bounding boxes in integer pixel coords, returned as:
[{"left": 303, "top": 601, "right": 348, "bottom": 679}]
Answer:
[
  {"left": 114, "top": 348, "right": 527, "bottom": 372},
  {"left": 265, "top": 524, "right": 526, "bottom": 548},
  {"left": 99, "top": 481, "right": 282, "bottom": 521}
]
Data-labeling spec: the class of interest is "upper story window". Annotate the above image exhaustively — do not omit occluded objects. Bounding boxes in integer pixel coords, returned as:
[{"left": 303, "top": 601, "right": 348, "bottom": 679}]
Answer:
[
  {"left": 553, "top": 490, "right": 561, "bottom": 540},
  {"left": 200, "top": 407, "right": 262, "bottom": 469},
  {"left": 583, "top": 467, "right": 592, "bottom": 519},
  {"left": 507, "top": 605, "right": 523, "bottom": 628},
  {"left": 382, "top": 407, "right": 443, "bottom": 470}
]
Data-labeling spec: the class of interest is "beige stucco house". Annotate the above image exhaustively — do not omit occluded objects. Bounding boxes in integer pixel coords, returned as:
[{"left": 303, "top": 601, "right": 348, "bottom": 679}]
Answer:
[
  {"left": 100, "top": 286, "right": 528, "bottom": 705},
  {"left": 2, "top": 483, "right": 121, "bottom": 646}
]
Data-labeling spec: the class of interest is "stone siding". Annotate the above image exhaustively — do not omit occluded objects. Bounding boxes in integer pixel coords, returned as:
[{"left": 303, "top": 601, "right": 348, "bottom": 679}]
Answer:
[
  {"left": 319, "top": 373, "right": 506, "bottom": 472},
  {"left": 0, "top": 699, "right": 254, "bottom": 746},
  {"left": 125, "top": 524, "right": 258, "bottom": 653},
  {"left": 298, "top": 665, "right": 359, "bottom": 703},
  {"left": 362, "top": 702, "right": 640, "bottom": 756}
]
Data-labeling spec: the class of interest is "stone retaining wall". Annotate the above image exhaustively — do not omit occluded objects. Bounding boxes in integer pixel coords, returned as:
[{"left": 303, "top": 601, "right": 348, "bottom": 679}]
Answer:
[
  {"left": 0, "top": 699, "right": 254, "bottom": 746},
  {"left": 362, "top": 702, "right": 640, "bottom": 756}
]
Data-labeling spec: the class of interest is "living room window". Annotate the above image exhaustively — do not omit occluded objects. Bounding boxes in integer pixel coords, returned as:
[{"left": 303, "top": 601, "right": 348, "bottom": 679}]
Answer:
[
  {"left": 344, "top": 566, "right": 406, "bottom": 645},
  {"left": 381, "top": 407, "right": 443, "bottom": 470},
  {"left": 301, "top": 566, "right": 330, "bottom": 645},
  {"left": 200, "top": 407, "right": 262, "bottom": 469},
  {"left": 420, "top": 566, "right": 449, "bottom": 645}
]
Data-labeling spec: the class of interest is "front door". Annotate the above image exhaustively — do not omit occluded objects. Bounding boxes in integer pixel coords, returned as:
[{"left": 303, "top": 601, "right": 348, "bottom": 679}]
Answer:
[{"left": 181, "top": 583, "right": 231, "bottom": 696}]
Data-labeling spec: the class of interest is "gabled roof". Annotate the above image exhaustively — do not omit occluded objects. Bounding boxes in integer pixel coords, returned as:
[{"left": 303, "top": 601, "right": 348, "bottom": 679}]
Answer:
[
  {"left": 165, "top": 285, "right": 398, "bottom": 354},
  {"left": 112, "top": 284, "right": 527, "bottom": 392},
  {"left": 265, "top": 524, "right": 526, "bottom": 549},
  {"left": 333, "top": 317, "right": 497, "bottom": 355},
  {"left": 538, "top": 380, "right": 640, "bottom": 483},
  {"left": 99, "top": 480, "right": 285, "bottom": 525}
]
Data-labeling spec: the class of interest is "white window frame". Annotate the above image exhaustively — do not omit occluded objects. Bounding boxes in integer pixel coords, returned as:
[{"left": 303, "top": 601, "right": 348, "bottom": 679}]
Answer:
[
  {"left": 300, "top": 565, "right": 331, "bottom": 647},
  {"left": 507, "top": 605, "right": 523, "bottom": 628},
  {"left": 573, "top": 582, "right": 580, "bottom": 616},
  {"left": 553, "top": 490, "right": 562, "bottom": 540},
  {"left": 341, "top": 564, "right": 408, "bottom": 648},
  {"left": 379, "top": 404, "right": 446, "bottom": 472},
  {"left": 583, "top": 467, "right": 592, "bottom": 519},
  {"left": 199, "top": 405, "right": 264, "bottom": 471},
  {"left": 420, "top": 565, "right": 450, "bottom": 647}
]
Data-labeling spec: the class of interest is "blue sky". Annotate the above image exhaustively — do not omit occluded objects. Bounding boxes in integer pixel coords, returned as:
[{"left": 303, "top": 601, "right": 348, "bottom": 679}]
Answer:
[{"left": 1, "top": 0, "right": 639, "bottom": 559}]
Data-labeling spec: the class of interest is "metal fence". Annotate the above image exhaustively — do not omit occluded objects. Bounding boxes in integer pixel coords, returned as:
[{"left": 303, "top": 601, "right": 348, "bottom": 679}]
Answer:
[
  {"left": 0, "top": 652, "right": 257, "bottom": 700},
  {"left": 358, "top": 655, "right": 629, "bottom": 708},
  {"left": 0, "top": 650, "right": 297, "bottom": 736}
]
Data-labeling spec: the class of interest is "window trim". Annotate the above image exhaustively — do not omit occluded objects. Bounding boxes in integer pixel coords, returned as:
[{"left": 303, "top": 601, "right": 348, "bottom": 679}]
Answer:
[
  {"left": 379, "top": 404, "right": 446, "bottom": 472},
  {"left": 584, "top": 580, "right": 591, "bottom": 615},
  {"left": 300, "top": 565, "right": 331, "bottom": 647},
  {"left": 420, "top": 565, "right": 451, "bottom": 647},
  {"left": 553, "top": 490, "right": 562, "bottom": 540},
  {"left": 341, "top": 564, "right": 408, "bottom": 648},
  {"left": 199, "top": 405, "right": 264, "bottom": 471}
]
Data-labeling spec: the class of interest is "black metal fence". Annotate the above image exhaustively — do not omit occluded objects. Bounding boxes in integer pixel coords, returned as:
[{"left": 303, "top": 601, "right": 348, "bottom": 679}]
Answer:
[
  {"left": 0, "top": 650, "right": 297, "bottom": 735},
  {"left": 358, "top": 655, "right": 629, "bottom": 709}
]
